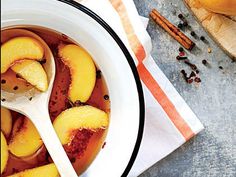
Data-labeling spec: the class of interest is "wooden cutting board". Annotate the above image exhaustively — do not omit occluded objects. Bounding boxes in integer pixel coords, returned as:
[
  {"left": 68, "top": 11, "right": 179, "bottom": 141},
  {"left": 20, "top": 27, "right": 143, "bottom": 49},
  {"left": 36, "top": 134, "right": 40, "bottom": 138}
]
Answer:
[{"left": 184, "top": 0, "right": 236, "bottom": 60}]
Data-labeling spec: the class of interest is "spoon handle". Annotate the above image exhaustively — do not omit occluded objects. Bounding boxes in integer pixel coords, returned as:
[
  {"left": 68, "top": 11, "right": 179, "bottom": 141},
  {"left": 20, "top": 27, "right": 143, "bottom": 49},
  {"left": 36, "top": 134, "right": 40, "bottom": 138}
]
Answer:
[{"left": 27, "top": 109, "right": 78, "bottom": 177}]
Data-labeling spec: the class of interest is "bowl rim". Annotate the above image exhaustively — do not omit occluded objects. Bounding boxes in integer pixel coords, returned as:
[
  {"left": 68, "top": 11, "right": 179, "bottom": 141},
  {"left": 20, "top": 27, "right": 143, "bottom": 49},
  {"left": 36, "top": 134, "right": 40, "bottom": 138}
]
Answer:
[
  {"left": 57, "top": 1, "right": 145, "bottom": 176},
  {"left": 1, "top": 0, "right": 145, "bottom": 175}
]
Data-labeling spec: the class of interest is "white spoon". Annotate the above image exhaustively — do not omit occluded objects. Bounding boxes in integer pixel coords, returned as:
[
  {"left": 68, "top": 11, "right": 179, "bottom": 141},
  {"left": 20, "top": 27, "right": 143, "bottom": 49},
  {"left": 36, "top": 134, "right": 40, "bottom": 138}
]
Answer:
[{"left": 1, "top": 29, "right": 78, "bottom": 177}]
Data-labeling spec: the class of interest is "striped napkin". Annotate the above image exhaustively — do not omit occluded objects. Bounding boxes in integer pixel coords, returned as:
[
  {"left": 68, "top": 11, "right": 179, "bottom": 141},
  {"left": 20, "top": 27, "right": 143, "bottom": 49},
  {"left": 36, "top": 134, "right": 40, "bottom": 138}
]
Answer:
[{"left": 77, "top": 0, "right": 204, "bottom": 176}]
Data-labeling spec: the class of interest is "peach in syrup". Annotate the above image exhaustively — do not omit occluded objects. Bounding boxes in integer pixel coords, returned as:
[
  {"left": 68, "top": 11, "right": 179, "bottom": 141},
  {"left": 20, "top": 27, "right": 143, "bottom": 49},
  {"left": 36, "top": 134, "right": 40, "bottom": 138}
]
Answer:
[
  {"left": 53, "top": 106, "right": 108, "bottom": 145},
  {"left": 11, "top": 60, "right": 48, "bottom": 92},
  {"left": 1, "top": 107, "right": 12, "bottom": 137},
  {"left": 8, "top": 117, "right": 43, "bottom": 158},
  {"left": 1, "top": 37, "right": 44, "bottom": 74},
  {"left": 58, "top": 44, "right": 96, "bottom": 103},
  {"left": 1, "top": 27, "right": 110, "bottom": 176},
  {"left": 6, "top": 163, "right": 59, "bottom": 177},
  {"left": 1, "top": 132, "right": 8, "bottom": 174},
  {"left": 1, "top": 36, "right": 48, "bottom": 92}
]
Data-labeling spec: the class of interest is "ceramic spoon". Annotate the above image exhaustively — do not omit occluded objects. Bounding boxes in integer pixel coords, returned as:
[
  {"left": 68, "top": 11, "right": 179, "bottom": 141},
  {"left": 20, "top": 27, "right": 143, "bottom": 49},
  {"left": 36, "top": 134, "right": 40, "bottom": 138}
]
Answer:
[{"left": 1, "top": 29, "right": 78, "bottom": 177}]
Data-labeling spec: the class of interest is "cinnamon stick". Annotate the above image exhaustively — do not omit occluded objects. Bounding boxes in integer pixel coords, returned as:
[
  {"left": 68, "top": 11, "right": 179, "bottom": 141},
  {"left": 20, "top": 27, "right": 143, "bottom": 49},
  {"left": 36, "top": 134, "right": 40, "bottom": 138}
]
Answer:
[{"left": 150, "top": 9, "right": 195, "bottom": 50}]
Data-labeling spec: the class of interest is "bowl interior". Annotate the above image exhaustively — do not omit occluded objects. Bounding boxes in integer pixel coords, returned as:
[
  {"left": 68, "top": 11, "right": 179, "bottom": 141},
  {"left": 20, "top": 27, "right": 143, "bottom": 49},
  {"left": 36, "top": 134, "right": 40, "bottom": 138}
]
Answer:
[{"left": 1, "top": 0, "right": 144, "bottom": 176}]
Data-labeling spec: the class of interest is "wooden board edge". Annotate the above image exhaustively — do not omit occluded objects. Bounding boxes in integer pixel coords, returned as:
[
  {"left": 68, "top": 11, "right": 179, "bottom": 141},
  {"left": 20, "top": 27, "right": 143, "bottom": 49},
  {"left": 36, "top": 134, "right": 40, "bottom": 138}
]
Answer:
[{"left": 183, "top": 0, "right": 236, "bottom": 60}]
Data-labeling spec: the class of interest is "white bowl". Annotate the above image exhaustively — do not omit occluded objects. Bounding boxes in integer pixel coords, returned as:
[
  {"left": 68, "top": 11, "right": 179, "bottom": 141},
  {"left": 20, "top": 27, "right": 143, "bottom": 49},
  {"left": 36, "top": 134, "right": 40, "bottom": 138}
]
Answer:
[{"left": 1, "top": 0, "right": 145, "bottom": 176}]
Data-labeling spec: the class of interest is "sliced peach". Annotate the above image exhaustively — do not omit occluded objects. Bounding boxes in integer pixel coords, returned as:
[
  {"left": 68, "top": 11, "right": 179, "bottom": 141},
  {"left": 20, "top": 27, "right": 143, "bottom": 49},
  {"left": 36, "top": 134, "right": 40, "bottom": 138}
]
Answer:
[
  {"left": 1, "top": 37, "right": 44, "bottom": 74},
  {"left": 9, "top": 117, "right": 43, "bottom": 157},
  {"left": 11, "top": 60, "right": 48, "bottom": 92},
  {"left": 53, "top": 106, "right": 108, "bottom": 145},
  {"left": 58, "top": 44, "right": 96, "bottom": 103},
  {"left": 198, "top": 0, "right": 236, "bottom": 15},
  {"left": 1, "top": 107, "right": 12, "bottom": 137},
  {"left": 6, "top": 163, "right": 59, "bottom": 177},
  {"left": 1, "top": 132, "right": 8, "bottom": 174}
]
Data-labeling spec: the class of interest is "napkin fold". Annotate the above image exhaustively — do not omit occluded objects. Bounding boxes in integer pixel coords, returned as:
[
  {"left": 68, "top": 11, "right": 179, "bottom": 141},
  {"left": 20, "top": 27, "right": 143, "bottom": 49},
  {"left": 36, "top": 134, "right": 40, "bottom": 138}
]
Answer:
[{"left": 77, "top": 0, "right": 204, "bottom": 176}]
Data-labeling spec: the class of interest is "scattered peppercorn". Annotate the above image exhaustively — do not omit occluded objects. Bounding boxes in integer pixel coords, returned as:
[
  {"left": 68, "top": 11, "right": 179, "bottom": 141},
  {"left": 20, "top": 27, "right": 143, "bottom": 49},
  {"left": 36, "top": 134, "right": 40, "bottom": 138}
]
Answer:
[
  {"left": 179, "top": 47, "right": 184, "bottom": 52},
  {"left": 202, "top": 59, "right": 207, "bottom": 65},
  {"left": 178, "top": 14, "right": 184, "bottom": 19},
  {"left": 1, "top": 79, "right": 6, "bottom": 84},
  {"left": 219, "top": 66, "right": 223, "bottom": 70},
  {"left": 177, "top": 23, "right": 183, "bottom": 29},
  {"left": 39, "top": 59, "right": 47, "bottom": 64},
  {"left": 104, "top": 95, "right": 109, "bottom": 100},
  {"left": 16, "top": 74, "right": 21, "bottom": 78},
  {"left": 200, "top": 36, "right": 205, "bottom": 41},
  {"left": 190, "top": 31, "right": 196, "bottom": 36},
  {"left": 13, "top": 86, "right": 18, "bottom": 90},
  {"left": 96, "top": 70, "right": 102, "bottom": 79},
  {"left": 29, "top": 97, "right": 33, "bottom": 101},
  {"left": 2, "top": 98, "right": 6, "bottom": 102}
]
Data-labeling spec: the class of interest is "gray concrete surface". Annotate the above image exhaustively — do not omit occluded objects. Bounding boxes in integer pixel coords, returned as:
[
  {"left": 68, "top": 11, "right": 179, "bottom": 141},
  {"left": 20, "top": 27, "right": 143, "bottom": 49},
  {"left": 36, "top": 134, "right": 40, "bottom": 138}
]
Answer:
[{"left": 133, "top": 0, "right": 236, "bottom": 177}]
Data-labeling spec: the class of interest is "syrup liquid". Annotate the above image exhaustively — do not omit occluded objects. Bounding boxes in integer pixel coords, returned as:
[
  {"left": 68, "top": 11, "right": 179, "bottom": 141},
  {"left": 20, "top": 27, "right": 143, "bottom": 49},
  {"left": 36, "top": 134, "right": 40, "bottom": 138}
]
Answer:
[{"left": 1, "top": 26, "right": 110, "bottom": 176}]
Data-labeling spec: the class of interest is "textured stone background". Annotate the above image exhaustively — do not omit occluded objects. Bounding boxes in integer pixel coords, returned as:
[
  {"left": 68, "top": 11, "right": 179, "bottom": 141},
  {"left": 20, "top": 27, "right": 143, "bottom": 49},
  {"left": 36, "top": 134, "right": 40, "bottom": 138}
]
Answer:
[{"left": 133, "top": 0, "right": 236, "bottom": 177}]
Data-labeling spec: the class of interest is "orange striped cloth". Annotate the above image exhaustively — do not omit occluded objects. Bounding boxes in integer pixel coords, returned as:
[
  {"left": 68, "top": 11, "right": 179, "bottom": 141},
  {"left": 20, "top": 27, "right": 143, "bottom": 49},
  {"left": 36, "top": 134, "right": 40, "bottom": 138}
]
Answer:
[{"left": 77, "top": 0, "right": 204, "bottom": 176}]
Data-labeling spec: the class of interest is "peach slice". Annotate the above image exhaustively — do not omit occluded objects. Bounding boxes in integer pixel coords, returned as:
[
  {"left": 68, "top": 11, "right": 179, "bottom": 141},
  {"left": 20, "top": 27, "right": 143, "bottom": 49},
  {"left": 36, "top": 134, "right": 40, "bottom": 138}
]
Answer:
[
  {"left": 11, "top": 60, "right": 48, "bottom": 92},
  {"left": 1, "top": 132, "right": 8, "bottom": 174},
  {"left": 6, "top": 163, "right": 59, "bottom": 177},
  {"left": 1, "top": 37, "right": 44, "bottom": 74},
  {"left": 198, "top": 0, "right": 236, "bottom": 15},
  {"left": 9, "top": 117, "right": 43, "bottom": 157},
  {"left": 1, "top": 107, "right": 12, "bottom": 137},
  {"left": 53, "top": 106, "right": 108, "bottom": 145},
  {"left": 58, "top": 44, "right": 96, "bottom": 103}
]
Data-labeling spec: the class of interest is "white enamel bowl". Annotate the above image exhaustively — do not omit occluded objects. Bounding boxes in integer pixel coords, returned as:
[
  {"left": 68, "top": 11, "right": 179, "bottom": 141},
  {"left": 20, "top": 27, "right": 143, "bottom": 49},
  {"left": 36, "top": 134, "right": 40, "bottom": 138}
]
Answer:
[{"left": 1, "top": 0, "right": 145, "bottom": 176}]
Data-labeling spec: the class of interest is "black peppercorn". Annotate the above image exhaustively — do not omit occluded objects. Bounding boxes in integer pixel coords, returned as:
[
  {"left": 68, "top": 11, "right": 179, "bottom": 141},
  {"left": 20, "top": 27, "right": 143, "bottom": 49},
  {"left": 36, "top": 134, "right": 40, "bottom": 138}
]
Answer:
[
  {"left": 178, "top": 14, "right": 183, "bottom": 19},
  {"left": 39, "top": 59, "right": 47, "bottom": 64},
  {"left": 179, "top": 47, "right": 184, "bottom": 52},
  {"left": 190, "top": 31, "right": 196, "bottom": 36},
  {"left": 1, "top": 79, "right": 6, "bottom": 84},
  {"left": 178, "top": 23, "right": 183, "bottom": 29},
  {"left": 104, "top": 95, "right": 109, "bottom": 100},
  {"left": 16, "top": 74, "right": 21, "bottom": 78},
  {"left": 219, "top": 66, "right": 223, "bottom": 70},
  {"left": 13, "top": 86, "right": 18, "bottom": 90},
  {"left": 96, "top": 70, "right": 102, "bottom": 79},
  {"left": 200, "top": 36, "right": 205, "bottom": 41},
  {"left": 202, "top": 59, "right": 207, "bottom": 65}
]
